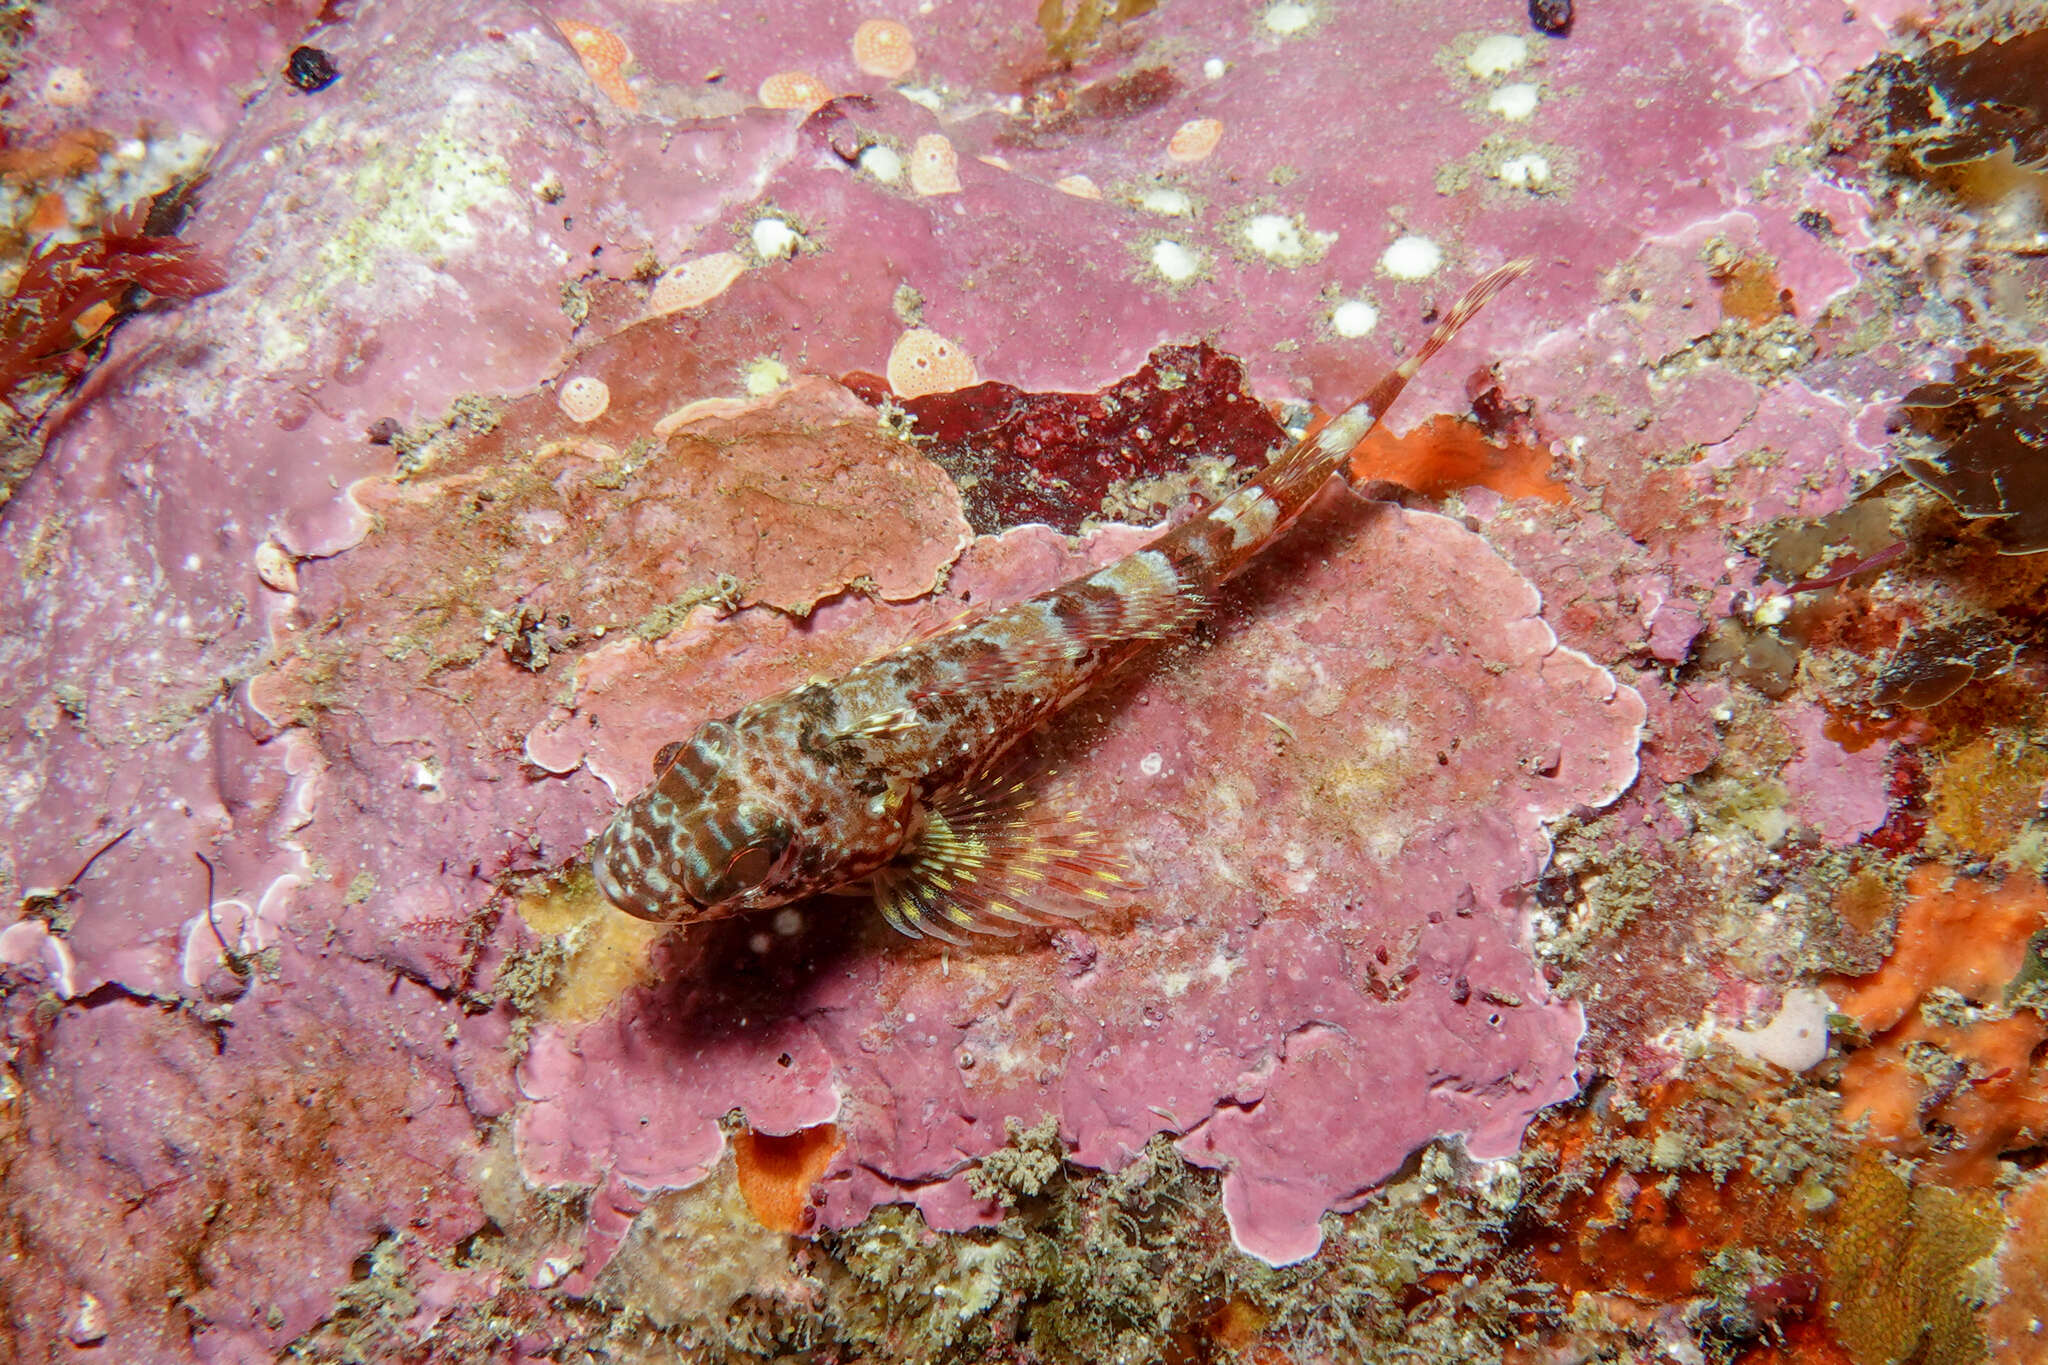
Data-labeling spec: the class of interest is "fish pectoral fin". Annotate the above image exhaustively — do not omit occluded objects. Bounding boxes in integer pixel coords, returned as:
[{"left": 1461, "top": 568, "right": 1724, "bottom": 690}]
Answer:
[
  {"left": 871, "top": 766, "right": 1127, "bottom": 944},
  {"left": 834, "top": 707, "right": 921, "bottom": 741}
]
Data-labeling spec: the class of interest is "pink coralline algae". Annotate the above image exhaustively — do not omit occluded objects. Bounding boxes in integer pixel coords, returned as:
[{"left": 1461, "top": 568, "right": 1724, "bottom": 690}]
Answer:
[{"left": 0, "top": 0, "right": 1957, "bottom": 1354}]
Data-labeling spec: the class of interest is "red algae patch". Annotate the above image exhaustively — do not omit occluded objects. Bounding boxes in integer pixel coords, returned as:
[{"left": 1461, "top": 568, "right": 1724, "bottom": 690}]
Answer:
[{"left": 732, "top": 1124, "right": 844, "bottom": 1233}]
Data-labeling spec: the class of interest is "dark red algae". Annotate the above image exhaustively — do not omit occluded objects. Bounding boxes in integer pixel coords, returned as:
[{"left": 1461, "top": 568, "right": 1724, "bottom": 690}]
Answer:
[{"left": 841, "top": 342, "right": 1287, "bottom": 534}]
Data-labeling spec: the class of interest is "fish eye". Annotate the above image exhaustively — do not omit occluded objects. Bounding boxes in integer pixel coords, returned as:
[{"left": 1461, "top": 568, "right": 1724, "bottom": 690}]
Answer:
[
  {"left": 677, "top": 803, "right": 794, "bottom": 905},
  {"left": 722, "top": 842, "right": 781, "bottom": 891}
]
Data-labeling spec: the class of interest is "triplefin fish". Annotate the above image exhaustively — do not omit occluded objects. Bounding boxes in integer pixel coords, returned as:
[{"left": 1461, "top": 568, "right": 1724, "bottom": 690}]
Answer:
[{"left": 592, "top": 261, "right": 1531, "bottom": 943}]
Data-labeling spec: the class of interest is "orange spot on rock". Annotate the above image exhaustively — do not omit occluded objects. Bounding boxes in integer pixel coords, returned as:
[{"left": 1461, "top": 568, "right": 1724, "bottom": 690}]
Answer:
[
  {"left": 1712, "top": 257, "right": 1792, "bottom": 324},
  {"left": 555, "top": 19, "right": 638, "bottom": 112},
  {"left": 1831, "top": 866, "right": 2048, "bottom": 1185},
  {"left": 757, "top": 70, "right": 832, "bottom": 111},
  {"left": 1346, "top": 413, "right": 1567, "bottom": 503},
  {"left": 0, "top": 128, "right": 114, "bottom": 181},
  {"left": 646, "top": 251, "right": 747, "bottom": 316},
  {"left": 731, "top": 1123, "right": 843, "bottom": 1233},
  {"left": 887, "top": 327, "right": 977, "bottom": 397},
  {"left": 852, "top": 18, "right": 917, "bottom": 79},
  {"left": 908, "top": 133, "right": 961, "bottom": 196},
  {"left": 1167, "top": 116, "right": 1223, "bottom": 162},
  {"left": 27, "top": 191, "right": 69, "bottom": 234}
]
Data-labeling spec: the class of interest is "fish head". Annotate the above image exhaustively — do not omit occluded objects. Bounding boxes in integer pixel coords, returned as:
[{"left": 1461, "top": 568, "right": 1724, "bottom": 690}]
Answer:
[{"left": 592, "top": 718, "right": 801, "bottom": 923}]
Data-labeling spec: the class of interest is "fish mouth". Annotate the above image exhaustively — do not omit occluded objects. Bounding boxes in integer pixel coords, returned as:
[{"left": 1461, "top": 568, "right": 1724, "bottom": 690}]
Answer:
[{"left": 591, "top": 819, "right": 701, "bottom": 923}]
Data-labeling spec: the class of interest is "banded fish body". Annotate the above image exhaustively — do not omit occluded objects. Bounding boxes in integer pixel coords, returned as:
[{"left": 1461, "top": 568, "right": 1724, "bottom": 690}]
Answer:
[{"left": 592, "top": 261, "right": 1530, "bottom": 943}]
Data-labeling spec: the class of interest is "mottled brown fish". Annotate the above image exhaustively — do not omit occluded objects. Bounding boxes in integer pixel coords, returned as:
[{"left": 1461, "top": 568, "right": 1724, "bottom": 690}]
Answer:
[{"left": 593, "top": 262, "right": 1530, "bottom": 943}]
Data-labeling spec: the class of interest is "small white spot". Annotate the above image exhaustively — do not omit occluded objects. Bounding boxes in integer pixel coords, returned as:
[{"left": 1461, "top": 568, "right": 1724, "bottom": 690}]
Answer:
[
  {"left": 750, "top": 216, "right": 802, "bottom": 260},
  {"left": 1379, "top": 234, "right": 1443, "bottom": 280},
  {"left": 1262, "top": 1, "right": 1315, "bottom": 35},
  {"left": 183, "top": 553, "right": 202, "bottom": 572},
  {"left": 1202, "top": 57, "right": 1227, "bottom": 79},
  {"left": 533, "top": 1256, "right": 575, "bottom": 1290},
  {"left": 1139, "top": 752, "right": 1164, "bottom": 777},
  {"left": 1331, "top": 299, "right": 1379, "bottom": 337},
  {"left": 1137, "top": 186, "right": 1195, "bottom": 217},
  {"left": 1464, "top": 33, "right": 1530, "bottom": 79},
  {"left": 773, "top": 907, "right": 803, "bottom": 936},
  {"left": 748, "top": 932, "right": 773, "bottom": 954},
  {"left": 1497, "top": 153, "right": 1551, "bottom": 191},
  {"left": 1751, "top": 594, "right": 1792, "bottom": 627},
  {"left": 1487, "top": 81, "right": 1540, "bottom": 120},
  {"left": 1150, "top": 238, "right": 1203, "bottom": 282},
  {"left": 858, "top": 144, "right": 903, "bottom": 183}
]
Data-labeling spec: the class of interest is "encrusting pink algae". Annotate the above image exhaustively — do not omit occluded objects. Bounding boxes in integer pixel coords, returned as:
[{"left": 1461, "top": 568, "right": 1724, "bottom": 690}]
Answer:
[{"left": 3, "top": 0, "right": 2047, "bottom": 1362}]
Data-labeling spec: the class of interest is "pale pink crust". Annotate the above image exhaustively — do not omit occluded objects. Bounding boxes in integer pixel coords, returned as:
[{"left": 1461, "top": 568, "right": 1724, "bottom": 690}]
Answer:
[
  {"left": 0, "top": 0, "right": 1926, "bottom": 1347},
  {"left": 1167, "top": 116, "right": 1224, "bottom": 162}
]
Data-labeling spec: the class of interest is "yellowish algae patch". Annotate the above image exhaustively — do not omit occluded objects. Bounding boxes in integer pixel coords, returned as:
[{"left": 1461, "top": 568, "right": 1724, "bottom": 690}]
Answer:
[
  {"left": 311, "top": 102, "right": 518, "bottom": 290},
  {"left": 743, "top": 355, "right": 792, "bottom": 396},
  {"left": 512, "top": 868, "right": 662, "bottom": 1024}
]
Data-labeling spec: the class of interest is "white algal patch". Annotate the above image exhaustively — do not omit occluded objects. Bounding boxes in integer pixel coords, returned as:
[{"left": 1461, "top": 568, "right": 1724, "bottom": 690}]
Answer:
[
  {"left": 1137, "top": 186, "right": 1196, "bottom": 216},
  {"left": 1379, "top": 234, "right": 1443, "bottom": 279},
  {"left": 1464, "top": 33, "right": 1530, "bottom": 78},
  {"left": 1241, "top": 212, "right": 1335, "bottom": 266},
  {"left": 1150, "top": 238, "right": 1203, "bottom": 282},
  {"left": 1497, "top": 153, "right": 1552, "bottom": 191},
  {"left": 1330, "top": 299, "right": 1379, "bottom": 337},
  {"left": 1487, "top": 81, "right": 1540, "bottom": 120},
  {"left": 749, "top": 216, "right": 802, "bottom": 260},
  {"left": 858, "top": 144, "right": 903, "bottom": 183},
  {"left": 1262, "top": 1, "right": 1315, "bottom": 35}
]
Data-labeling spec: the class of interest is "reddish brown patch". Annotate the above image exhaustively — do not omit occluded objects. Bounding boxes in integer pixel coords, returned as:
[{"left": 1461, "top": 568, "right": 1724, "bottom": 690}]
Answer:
[
  {"left": 1713, "top": 258, "right": 1794, "bottom": 324},
  {"left": 843, "top": 342, "right": 1286, "bottom": 533},
  {"left": 1348, "top": 414, "right": 1566, "bottom": 503},
  {"left": 1518, "top": 1076, "right": 1827, "bottom": 1308},
  {"left": 732, "top": 1123, "right": 843, "bottom": 1233}
]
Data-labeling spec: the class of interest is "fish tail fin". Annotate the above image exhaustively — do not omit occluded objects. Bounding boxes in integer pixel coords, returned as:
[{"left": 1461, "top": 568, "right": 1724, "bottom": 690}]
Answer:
[
  {"left": 1287, "top": 256, "right": 1533, "bottom": 498},
  {"left": 1149, "top": 259, "right": 1532, "bottom": 587}
]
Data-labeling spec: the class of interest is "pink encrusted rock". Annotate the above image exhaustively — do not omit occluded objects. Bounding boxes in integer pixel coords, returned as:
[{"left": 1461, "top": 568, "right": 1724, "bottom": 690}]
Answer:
[
  {"left": 0, "top": 0, "right": 1948, "bottom": 1348},
  {"left": 1780, "top": 700, "right": 1893, "bottom": 843},
  {"left": 520, "top": 499, "right": 1643, "bottom": 1266}
]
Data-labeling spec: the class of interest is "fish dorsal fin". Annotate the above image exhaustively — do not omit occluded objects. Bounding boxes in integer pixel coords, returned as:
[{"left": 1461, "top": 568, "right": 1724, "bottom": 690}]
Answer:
[{"left": 872, "top": 766, "right": 1125, "bottom": 944}]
